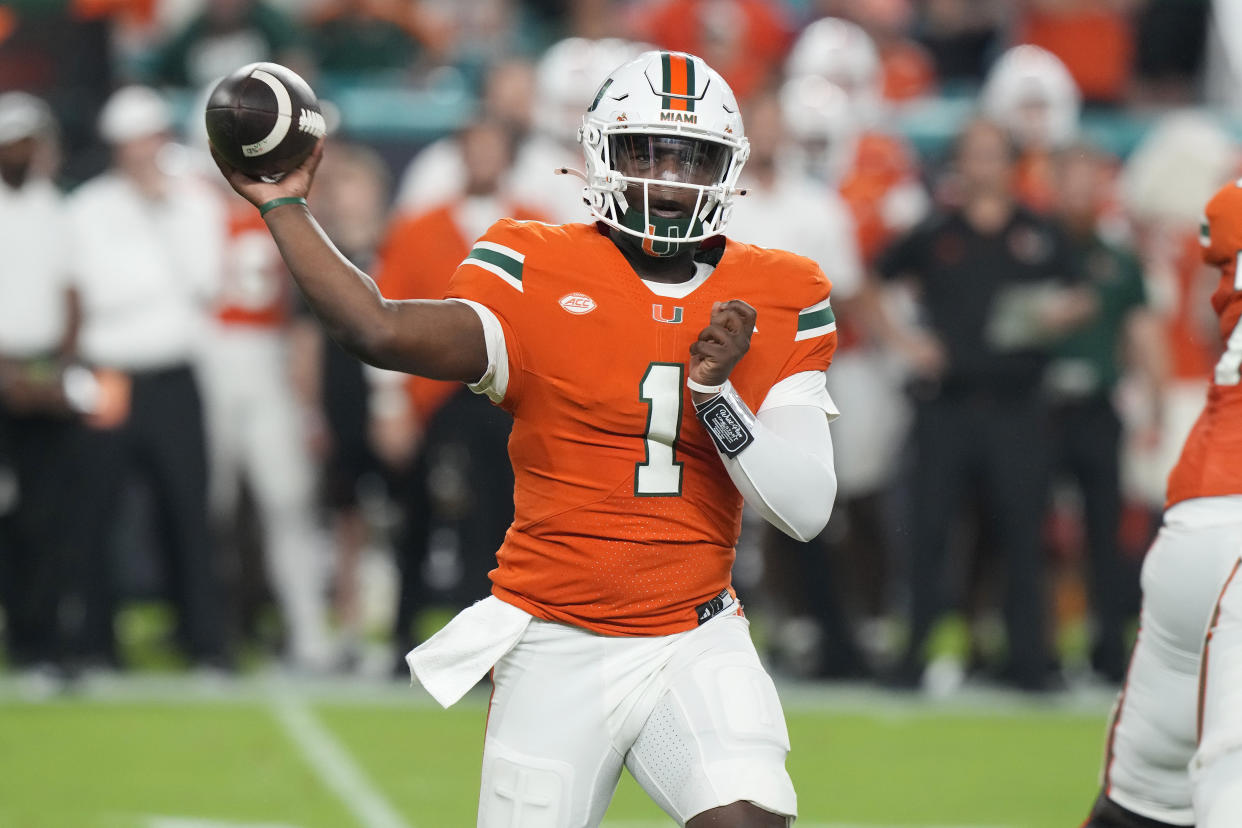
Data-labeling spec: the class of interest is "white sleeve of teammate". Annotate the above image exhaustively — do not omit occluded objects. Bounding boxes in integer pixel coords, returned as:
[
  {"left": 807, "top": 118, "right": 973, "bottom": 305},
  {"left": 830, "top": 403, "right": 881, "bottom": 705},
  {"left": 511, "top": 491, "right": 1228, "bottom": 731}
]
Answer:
[
  {"left": 447, "top": 298, "right": 509, "bottom": 402},
  {"left": 717, "top": 371, "right": 839, "bottom": 542}
]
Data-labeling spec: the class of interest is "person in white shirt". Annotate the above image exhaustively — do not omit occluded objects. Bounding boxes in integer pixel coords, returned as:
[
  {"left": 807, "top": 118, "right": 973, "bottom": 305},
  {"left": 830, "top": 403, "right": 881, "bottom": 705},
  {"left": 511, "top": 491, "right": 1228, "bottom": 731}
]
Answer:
[
  {"left": 0, "top": 91, "right": 82, "bottom": 674},
  {"left": 67, "top": 86, "right": 231, "bottom": 669}
]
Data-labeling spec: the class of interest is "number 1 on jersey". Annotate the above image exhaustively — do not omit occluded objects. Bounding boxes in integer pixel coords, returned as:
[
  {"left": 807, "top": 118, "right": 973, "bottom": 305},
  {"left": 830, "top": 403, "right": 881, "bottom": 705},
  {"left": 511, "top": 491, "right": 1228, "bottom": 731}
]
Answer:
[{"left": 636, "top": 362, "right": 684, "bottom": 496}]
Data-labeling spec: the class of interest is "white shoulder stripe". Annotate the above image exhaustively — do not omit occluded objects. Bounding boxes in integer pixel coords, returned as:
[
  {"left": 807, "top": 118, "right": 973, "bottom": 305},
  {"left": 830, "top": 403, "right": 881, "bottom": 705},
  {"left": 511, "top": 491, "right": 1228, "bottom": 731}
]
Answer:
[
  {"left": 794, "top": 321, "right": 837, "bottom": 342},
  {"left": 799, "top": 296, "right": 832, "bottom": 316},
  {"left": 472, "top": 240, "right": 525, "bottom": 263},
  {"left": 463, "top": 257, "right": 524, "bottom": 292}
]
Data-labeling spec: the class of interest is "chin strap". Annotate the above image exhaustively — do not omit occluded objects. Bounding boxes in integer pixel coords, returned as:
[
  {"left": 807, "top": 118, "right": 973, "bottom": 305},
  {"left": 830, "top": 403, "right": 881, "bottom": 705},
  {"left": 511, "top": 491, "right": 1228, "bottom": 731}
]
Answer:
[{"left": 554, "top": 167, "right": 588, "bottom": 182}]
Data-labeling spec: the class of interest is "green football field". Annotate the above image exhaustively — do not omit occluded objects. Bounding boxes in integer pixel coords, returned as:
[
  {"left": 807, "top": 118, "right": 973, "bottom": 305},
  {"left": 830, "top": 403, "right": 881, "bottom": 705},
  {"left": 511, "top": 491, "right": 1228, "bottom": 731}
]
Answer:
[{"left": 0, "top": 675, "right": 1114, "bottom": 828}]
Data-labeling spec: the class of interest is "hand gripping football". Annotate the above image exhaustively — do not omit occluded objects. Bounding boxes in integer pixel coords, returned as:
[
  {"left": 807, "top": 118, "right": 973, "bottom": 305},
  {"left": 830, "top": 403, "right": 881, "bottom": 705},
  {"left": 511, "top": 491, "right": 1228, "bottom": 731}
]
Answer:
[{"left": 205, "top": 62, "right": 326, "bottom": 179}]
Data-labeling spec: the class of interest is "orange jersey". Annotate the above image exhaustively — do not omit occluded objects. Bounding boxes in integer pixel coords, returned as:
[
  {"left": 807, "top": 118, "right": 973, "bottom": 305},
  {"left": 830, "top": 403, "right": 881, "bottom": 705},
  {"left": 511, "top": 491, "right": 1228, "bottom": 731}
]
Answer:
[
  {"left": 880, "top": 40, "right": 936, "bottom": 103},
  {"left": 839, "top": 131, "right": 923, "bottom": 264},
  {"left": 836, "top": 131, "right": 924, "bottom": 350},
  {"left": 1166, "top": 181, "right": 1242, "bottom": 508},
  {"left": 445, "top": 220, "right": 836, "bottom": 635},
  {"left": 377, "top": 202, "right": 548, "bottom": 423},
  {"left": 216, "top": 206, "right": 291, "bottom": 328},
  {"left": 1015, "top": 150, "right": 1056, "bottom": 215}
]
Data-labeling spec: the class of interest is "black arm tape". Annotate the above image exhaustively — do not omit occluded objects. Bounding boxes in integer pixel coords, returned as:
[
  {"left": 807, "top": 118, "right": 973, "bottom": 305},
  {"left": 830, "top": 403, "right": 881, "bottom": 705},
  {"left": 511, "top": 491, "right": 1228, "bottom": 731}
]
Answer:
[{"left": 694, "top": 384, "right": 756, "bottom": 458}]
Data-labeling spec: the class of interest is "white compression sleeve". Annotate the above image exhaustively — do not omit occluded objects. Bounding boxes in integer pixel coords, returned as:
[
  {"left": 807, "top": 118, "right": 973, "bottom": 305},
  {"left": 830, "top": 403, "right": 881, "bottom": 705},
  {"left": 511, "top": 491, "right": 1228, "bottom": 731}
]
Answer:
[{"left": 716, "top": 402, "right": 837, "bottom": 542}]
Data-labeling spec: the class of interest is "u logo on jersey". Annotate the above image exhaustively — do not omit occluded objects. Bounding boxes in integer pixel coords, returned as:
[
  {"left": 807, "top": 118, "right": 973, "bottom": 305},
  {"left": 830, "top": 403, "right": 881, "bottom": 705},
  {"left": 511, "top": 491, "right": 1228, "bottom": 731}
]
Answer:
[{"left": 652, "top": 304, "right": 684, "bottom": 324}]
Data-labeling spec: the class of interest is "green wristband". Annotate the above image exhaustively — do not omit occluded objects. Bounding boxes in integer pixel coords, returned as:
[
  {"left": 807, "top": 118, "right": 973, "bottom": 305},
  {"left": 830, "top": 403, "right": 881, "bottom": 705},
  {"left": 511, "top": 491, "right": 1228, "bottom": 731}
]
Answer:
[{"left": 258, "top": 196, "right": 307, "bottom": 218}]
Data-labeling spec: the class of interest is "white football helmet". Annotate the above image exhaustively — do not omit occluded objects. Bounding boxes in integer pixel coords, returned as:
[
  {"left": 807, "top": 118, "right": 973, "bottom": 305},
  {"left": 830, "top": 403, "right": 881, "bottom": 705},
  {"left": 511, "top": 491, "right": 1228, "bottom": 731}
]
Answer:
[
  {"left": 980, "top": 45, "right": 1081, "bottom": 151},
  {"left": 785, "top": 17, "right": 882, "bottom": 126},
  {"left": 578, "top": 50, "right": 749, "bottom": 256},
  {"left": 779, "top": 74, "right": 859, "bottom": 183}
]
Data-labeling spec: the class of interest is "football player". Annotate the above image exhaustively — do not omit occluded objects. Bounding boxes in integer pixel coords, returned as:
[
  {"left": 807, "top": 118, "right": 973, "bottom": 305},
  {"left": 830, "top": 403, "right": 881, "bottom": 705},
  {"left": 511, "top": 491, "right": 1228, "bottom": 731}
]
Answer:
[
  {"left": 213, "top": 51, "right": 838, "bottom": 827},
  {"left": 980, "top": 45, "right": 1082, "bottom": 214},
  {"left": 1082, "top": 180, "right": 1242, "bottom": 828}
]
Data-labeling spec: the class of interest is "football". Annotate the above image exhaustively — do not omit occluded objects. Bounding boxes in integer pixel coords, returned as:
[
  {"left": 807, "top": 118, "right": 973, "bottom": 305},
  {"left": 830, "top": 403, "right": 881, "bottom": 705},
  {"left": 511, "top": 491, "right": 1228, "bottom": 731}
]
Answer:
[{"left": 204, "top": 62, "right": 326, "bottom": 179}]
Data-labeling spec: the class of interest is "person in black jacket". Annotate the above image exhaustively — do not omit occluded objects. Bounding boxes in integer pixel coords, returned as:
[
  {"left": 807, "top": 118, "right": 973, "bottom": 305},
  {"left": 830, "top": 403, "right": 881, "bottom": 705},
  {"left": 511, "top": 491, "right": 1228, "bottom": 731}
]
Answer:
[{"left": 865, "top": 117, "right": 1095, "bottom": 692}]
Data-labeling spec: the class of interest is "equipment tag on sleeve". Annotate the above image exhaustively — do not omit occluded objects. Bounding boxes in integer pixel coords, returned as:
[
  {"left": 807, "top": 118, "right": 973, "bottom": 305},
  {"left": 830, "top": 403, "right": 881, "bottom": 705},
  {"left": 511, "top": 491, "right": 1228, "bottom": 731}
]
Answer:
[{"left": 695, "top": 397, "right": 755, "bottom": 458}]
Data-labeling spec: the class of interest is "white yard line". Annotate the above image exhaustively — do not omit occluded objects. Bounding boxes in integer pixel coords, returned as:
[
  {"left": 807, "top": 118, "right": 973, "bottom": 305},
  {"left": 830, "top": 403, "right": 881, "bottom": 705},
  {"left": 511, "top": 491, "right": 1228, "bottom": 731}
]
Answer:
[
  {"left": 146, "top": 818, "right": 303, "bottom": 828},
  {"left": 269, "top": 692, "right": 414, "bottom": 828}
]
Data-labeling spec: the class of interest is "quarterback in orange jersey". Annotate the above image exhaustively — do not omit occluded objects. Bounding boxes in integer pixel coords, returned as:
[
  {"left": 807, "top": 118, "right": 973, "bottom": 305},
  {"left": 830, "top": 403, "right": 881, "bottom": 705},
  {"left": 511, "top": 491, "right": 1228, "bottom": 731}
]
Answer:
[
  {"left": 212, "top": 51, "right": 837, "bottom": 827},
  {"left": 1082, "top": 182, "right": 1242, "bottom": 828}
]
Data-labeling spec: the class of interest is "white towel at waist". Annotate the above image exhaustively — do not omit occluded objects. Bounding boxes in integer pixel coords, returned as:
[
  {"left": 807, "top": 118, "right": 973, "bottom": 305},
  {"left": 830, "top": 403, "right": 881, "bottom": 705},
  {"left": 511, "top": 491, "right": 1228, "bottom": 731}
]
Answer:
[{"left": 406, "top": 596, "right": 533, "bottom": 708}]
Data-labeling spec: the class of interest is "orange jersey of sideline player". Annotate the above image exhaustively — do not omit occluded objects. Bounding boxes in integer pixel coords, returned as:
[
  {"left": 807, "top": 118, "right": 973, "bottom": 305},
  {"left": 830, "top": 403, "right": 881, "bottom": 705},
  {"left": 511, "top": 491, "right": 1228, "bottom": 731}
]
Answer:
[
  {"left": 217, "top": 205, "right": 292, "bottom": 328},
  {"left": 445, "top": 219, "right": 837, "bottom": 635},
  {"left": 376, "top": 202, "right": 546, "bottom": 424},
  {"left": 838, "top": 131, "right": 922, "bottom": 264},
  {"left": 1165, "top": 181, "right": 1242, "bottom": 508}
]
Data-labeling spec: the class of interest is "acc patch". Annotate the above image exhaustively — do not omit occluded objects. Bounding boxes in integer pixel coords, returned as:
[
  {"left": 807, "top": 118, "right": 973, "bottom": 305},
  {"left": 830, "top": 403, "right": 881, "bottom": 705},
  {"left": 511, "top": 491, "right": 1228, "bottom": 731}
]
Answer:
[{"left": 558, "top": 292, "right": 597, "bottom": 315}]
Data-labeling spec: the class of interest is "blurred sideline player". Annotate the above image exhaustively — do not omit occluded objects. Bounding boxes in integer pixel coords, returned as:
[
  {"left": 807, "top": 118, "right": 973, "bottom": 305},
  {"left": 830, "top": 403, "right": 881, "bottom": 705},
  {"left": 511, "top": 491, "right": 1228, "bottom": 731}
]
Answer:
[
  {"left": 306, "top": 138, "right": 394, "bottom": 665},
  {"left": 198, "top": 177, "right": 335, "bottom": 672},
  {"left": 980, "top": 44, "right": 1082, "bottom": 214},
  {"left": 726, "top": 89, "right": 869, "bottom": 676},
  {"left": 1046, "top": 145, "right": 1169, "bottom": 684},
  {"left": 214, "top": 50, "right": 838, "bottom": 826},
  {"left": 1081, "top": 180, "right": 1242, "bottom": 828},
  {"left": 0, "top": 91, "right": 88, "bottom": 674},
  {"left": 394, "top": 57, "right": 536, "bottom": 212},
  {"left": 186, "top": 80, "right": 335, "bottom": 671},
  {"left": 783, "top": 20, "right": 927, "bottom": 645},
  {"left": 834, "top": 4, "right": 937, "bottom": 104},
  {"left": 784, "top": 16, "right": 929, "bottom": 262},
  {"left": 371, "top": 118, "right": 545, "bottom": 663},
  {"left": 69, "top": 86, "right": 230, "bottom": 668}
]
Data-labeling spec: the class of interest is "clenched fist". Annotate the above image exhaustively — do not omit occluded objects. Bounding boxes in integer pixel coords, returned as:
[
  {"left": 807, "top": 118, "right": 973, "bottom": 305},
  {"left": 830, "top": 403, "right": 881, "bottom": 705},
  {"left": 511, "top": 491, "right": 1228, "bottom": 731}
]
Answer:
[{"left": 689, "top": 300, "right": 756, "bottom": 393}]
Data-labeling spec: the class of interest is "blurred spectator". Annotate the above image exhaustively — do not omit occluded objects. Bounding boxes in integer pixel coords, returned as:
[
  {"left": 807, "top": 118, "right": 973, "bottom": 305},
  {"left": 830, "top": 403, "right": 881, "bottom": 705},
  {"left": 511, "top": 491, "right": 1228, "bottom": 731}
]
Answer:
[
  {"left": 149, "top": 0, "right": 308, "bottom": 89},
  {"left": 197, "top": 185, "right": 336, "bottom": 673},
  {"left": 508, "top": 37, "right": 651, "bottom": 224},
  {"left": 727, "top": 90, "right": 871, "bottom": 677},
  {"left": 1047, "top": 143, "right": 1168, "bottom": 683},
  {"left": 373, "top": 118, "right": 541, "bottom": 665},
  {"left": 1015, "top": 0, "right": 1136, "bottom": 106},
  {"left": 0, "top": 6, "right": 117, "bottom": 185},
  {"left": 0, "top": 92, "right": 80, "bottom": 674},
  {"left": 422, "top": 0, "right": 537, "bottom": 83},
  {"left": 804, "top": 5, "right": 937, "bottom": 103},
  {"left": 306, "top": 137, "right": 392, "bottom": 666},
  {"left": 980, "top": 44, "right": 1082, "bottom": 214},
  {"left": 395, "top": 57, "right": 536, "bottom": 213},
  {"left": 915, "top": 0, "right": 1006, "bottom": 86},
  {"left": 304, "top": 0, "right": 452, "bottom": 78},
  {"left": 526, "top": 0, "right": 619, "bottom": 42},
  {"left": 1137, "top": 0, "right": 1209, "bottom": 105},
  {"left": 67, "top": 85, "right": 230, "bottom": 669},
  {"left": 869, "top": 119, "right": 1093, "bottom": 692},
  {"left": 628, "top": 0, "right": 792, "bottom": 101}
]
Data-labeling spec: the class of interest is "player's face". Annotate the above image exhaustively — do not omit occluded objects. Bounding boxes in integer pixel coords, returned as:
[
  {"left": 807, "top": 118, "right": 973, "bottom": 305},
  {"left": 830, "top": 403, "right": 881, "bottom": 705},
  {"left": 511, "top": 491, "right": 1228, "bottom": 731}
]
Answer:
[
  {"left": 611, "top": 135, "right": 729, "bottom": 217},
  {"left": 1056, "top": 152, "right": 1099, "bottom": 220},
  {"left": 0, "top": 136, "right": 36, "bottom": 187}
]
